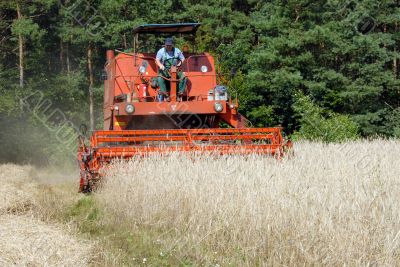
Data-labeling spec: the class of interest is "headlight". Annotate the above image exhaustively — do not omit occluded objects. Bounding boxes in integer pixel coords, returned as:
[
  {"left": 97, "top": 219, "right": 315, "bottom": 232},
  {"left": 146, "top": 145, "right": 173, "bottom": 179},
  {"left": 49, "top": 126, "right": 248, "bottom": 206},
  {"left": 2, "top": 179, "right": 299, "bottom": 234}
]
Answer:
[
  {"left": 201, "top": 65, "right": 208, "bottom": 73},
  {"left": 214, "top": 102, "right": 223, "bottom": 113},
  {"left": 125, "top": 104, "right": 135, "bottom": 114},
  {"left": 139, "top": 65, "right": 146, "bottom": 74},
  {"left": 139, "top": 61, "right": 148, "bottom": 74}
]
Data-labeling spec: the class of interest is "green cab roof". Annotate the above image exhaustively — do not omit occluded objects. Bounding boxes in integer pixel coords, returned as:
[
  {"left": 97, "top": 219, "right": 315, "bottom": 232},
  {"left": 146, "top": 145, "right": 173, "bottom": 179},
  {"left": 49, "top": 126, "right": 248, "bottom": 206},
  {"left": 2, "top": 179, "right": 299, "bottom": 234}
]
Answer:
[{"left": 133, "top": 23, "right": 201, "bottom": 34}]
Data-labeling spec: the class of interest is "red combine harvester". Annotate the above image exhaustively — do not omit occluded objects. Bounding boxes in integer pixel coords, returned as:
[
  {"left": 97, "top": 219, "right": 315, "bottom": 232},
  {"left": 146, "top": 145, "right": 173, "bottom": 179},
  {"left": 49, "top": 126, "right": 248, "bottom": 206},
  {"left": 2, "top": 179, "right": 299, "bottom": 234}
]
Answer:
[{"left": 78, "top": 23, "right": 292, "bottom": 192}]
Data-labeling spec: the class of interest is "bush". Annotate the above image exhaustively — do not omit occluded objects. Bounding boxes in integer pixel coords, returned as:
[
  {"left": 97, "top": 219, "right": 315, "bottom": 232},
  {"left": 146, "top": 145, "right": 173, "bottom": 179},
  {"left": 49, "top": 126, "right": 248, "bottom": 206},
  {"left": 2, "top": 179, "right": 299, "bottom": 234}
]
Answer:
[{"left": 292, "top": 94, "right": 359, "bottom": 142}]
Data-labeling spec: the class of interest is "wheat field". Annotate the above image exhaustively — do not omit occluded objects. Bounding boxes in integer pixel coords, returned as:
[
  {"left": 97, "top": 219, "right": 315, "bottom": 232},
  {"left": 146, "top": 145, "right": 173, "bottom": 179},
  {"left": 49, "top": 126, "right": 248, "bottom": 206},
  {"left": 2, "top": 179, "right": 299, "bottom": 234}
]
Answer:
[
  {"left": 97, "top": 140, "right": 400, "bottom": 266},
  {"left": 0, "top": 140, "right": 399, "bottom": 266}
]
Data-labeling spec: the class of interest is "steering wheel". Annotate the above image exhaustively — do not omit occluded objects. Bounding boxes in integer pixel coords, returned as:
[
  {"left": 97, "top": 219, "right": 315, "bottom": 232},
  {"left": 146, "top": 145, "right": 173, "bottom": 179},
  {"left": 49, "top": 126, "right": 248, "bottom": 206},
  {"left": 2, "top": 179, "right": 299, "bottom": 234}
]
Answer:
[
  {"left": 159, "top": 58, "right": 183, "bottom": 80},
  {"left": 163, "top": 58, "right": 182, "bottom": 70}
]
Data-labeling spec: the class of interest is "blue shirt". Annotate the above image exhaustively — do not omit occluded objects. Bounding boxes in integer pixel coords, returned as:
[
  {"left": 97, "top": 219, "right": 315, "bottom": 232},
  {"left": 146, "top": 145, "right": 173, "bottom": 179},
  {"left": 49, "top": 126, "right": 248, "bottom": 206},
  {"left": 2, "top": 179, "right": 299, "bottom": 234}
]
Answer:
[{"left": 156, "top": 47, "right": 185, "bottom": 64}]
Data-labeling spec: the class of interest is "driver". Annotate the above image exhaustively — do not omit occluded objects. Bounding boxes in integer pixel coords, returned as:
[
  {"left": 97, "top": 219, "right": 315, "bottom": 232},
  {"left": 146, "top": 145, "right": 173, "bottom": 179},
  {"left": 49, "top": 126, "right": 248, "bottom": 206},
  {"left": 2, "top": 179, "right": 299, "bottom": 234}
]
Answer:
[{"left": 155, "top": 37, "right": 187, "bottom": 101}]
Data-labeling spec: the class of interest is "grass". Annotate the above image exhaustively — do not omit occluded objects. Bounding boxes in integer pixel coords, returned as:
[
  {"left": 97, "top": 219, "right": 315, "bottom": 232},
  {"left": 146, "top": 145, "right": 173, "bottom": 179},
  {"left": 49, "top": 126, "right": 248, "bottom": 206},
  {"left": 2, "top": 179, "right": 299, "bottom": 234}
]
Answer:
[{"left": 37, "top": 186, "right": 190, "bottom": 266}]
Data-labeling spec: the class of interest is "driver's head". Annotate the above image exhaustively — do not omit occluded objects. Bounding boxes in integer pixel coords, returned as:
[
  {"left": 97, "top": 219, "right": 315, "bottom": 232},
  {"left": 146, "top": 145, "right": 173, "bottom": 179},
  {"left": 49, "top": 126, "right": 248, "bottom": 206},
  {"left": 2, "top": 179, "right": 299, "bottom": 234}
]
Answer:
[{"left": 165, "top": 37, "right": 173, "bottom": 51}]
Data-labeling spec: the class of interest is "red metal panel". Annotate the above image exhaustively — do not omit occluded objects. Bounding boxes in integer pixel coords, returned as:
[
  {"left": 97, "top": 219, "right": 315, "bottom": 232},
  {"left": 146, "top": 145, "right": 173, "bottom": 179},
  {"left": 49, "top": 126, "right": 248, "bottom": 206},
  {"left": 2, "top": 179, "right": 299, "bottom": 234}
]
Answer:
[
  {"left": 95, "top": 144, "right": 281, "bottom": 156},
  {"left": 113, "top": 101, "right": 227, "bottom": 115},
  {"left": 94, "top": 128, "right": 282, "bottom": 136},
  {"left": 96, "top": 134, "right": 275, "bottom": 143}
]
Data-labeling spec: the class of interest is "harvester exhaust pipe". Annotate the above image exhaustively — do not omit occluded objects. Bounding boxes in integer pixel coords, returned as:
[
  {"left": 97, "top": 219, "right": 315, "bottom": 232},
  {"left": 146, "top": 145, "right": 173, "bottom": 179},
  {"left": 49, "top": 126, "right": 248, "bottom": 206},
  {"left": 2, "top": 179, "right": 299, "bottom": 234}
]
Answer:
[{"left": 106, "top": 50, "right": 114, "bottom": 63}]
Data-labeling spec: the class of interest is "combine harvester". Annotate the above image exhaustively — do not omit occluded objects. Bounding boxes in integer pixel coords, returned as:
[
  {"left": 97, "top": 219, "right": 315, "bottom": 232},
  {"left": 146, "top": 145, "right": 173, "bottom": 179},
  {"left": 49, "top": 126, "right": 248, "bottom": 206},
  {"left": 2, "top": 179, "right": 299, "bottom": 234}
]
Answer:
[{"left": 78, "top": 23, "right": 292, "bottom": 192}]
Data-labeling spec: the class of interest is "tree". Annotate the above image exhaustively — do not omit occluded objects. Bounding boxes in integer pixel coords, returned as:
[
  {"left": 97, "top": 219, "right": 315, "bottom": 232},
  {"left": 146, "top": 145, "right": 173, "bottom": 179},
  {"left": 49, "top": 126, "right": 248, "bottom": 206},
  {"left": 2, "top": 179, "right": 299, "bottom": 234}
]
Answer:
[
  {"left": 244, "top": 0, "right": 400, "bottom": 136},
  {"left": 0, "top": 0, "right": 47, "bottom": 88}
]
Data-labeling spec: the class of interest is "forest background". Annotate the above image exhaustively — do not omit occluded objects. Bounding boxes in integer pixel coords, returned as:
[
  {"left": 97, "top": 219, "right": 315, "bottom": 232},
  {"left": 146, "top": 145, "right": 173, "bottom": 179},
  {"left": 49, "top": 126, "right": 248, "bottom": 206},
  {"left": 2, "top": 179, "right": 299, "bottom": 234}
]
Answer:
[{"left": 0, "top": 0, "right": 399, "bottom": 165}]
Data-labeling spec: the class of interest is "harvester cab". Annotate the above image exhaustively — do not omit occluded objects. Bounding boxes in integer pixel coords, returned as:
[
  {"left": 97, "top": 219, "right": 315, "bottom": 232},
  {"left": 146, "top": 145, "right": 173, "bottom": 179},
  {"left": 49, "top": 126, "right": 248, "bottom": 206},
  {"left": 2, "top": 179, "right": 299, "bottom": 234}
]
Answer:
[
  {"left": 103, "top": 23, "right": 245, "bottom": 130},
  {"left": 78, "top": 23, "right": 292, "bottom": 192}
]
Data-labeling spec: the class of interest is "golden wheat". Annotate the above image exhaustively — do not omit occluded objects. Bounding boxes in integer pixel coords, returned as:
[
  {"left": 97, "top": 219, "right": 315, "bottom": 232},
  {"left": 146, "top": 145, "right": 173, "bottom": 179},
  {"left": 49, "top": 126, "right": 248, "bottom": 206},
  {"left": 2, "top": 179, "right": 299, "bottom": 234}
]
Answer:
[
  {"left": 98, "top": 140, "right": 400, "bottom": 266},
  {"left": 0, "top": 164, "right": 93, "bottom": 266},
  {"left": 0, "top": 214, "right": 92, "bottom": 267},
  {"left": 0, "top": 164, "right": 39, "bottom": 215}
]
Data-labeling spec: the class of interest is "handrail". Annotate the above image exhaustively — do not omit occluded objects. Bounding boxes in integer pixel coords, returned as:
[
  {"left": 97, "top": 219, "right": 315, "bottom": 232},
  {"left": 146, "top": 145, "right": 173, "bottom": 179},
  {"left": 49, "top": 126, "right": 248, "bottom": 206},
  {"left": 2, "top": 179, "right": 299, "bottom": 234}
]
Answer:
[
  {"left": 112, "top": 53, "right": 218, "bottom": 99},
  {"left": 94, "top": 128, "right": 283, "bottom": 136},
  {"left": 114, "top": 74, "right": 217, "bottom": 79},
  {"left": 114, "top": 51, "right": 214, "bottom": 73}
]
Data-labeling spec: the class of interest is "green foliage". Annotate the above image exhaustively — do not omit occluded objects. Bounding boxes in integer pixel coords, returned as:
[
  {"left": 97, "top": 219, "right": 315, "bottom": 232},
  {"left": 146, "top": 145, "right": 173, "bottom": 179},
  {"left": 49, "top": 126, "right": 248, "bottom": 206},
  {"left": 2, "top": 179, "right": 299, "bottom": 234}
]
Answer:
[
  {"left": 386, "top": 108, "right": 400, "bottom": 138},
  {"left": 11, "top": 17, "right": 45, "bottom": 41},
  {"left": 244, "top": 0, "right": 400, "bottom": 135},
  {"left": 292, "top": 94, "right": 359, "bottom": 142},
  {"left": 248, "top": 105, "right": 276, "bottom": 128},
  {"left": 64, "top": 196, "right": 101, "bottom": 234},
  {"left": 0, "top": 72, "right": 16, "bottom": 114}
]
